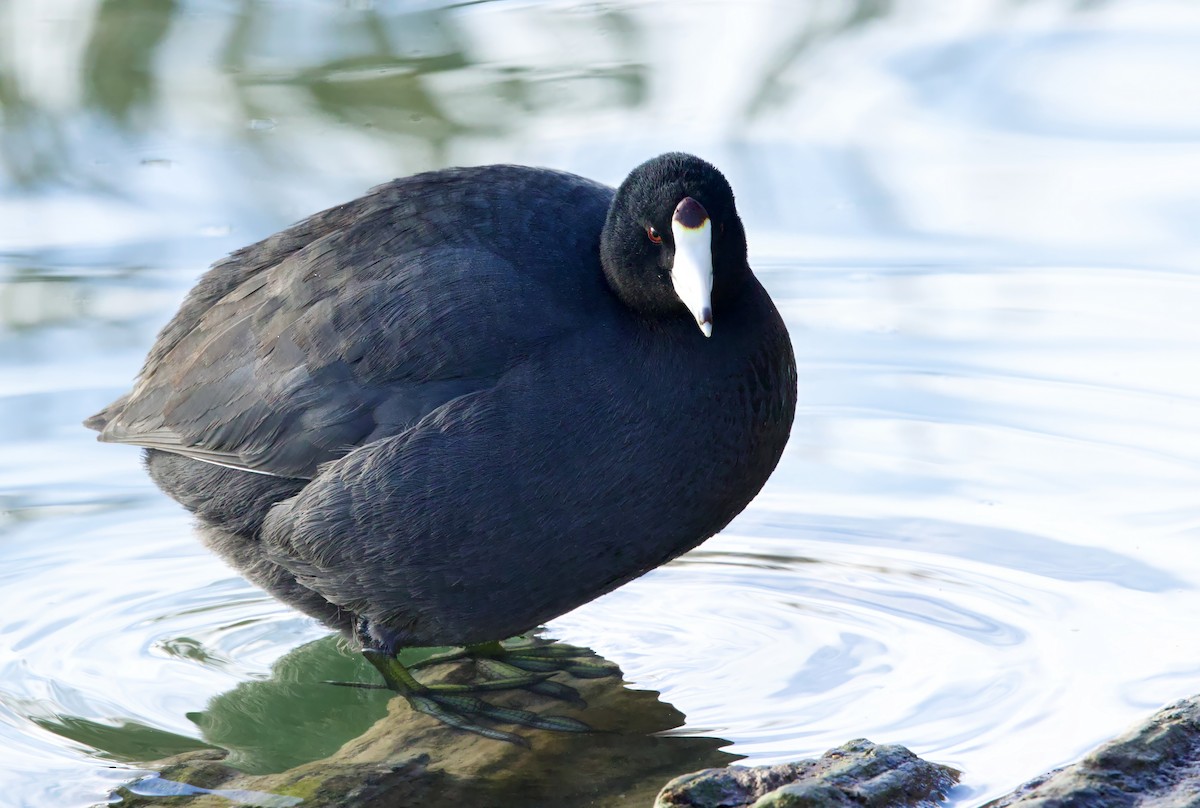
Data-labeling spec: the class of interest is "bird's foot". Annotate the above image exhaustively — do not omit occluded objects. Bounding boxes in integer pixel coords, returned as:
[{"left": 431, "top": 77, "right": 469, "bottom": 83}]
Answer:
[
  {"left": 329, "top": 648, "right": 591, "bottom": 746},
  {"left": 404, "top": 691, "right": 590, "bottom": 746},
  {"left": 487, "top": 637, "right": 622, "bottom": 679},
  {"left": 410, "top": 638, "right": 621, "bottom": 679},
  {"left": 410, "top": 637, "right": 620, "bottom": 706}
]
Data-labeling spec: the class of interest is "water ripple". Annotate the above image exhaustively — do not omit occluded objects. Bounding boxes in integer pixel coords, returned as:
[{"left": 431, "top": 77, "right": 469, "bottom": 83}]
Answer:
[{"left": 3, "top": 2, "right": 1200, "bottom": 806}]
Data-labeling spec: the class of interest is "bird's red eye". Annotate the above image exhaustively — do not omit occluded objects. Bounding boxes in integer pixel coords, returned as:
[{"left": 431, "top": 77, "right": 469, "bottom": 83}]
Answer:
[{"left": 647, "top": 226, "right": 662, "bottom": 244}]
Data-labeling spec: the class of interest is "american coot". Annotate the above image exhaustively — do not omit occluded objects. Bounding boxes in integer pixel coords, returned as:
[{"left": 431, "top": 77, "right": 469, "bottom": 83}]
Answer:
[{"left": 86, "top": 152, "right": 797, "bottom": 742}]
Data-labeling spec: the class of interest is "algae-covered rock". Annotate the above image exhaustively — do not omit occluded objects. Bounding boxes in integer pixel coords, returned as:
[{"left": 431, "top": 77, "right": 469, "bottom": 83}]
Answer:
[
  {"left": 984, "top": 695, "right": 1200, "bottom": 807},
  {"left": 655, "top": 739, "right": 959, "bottom": 808},
  {"left": 109, "top": 637, "right": 737, "bottom": 808}
]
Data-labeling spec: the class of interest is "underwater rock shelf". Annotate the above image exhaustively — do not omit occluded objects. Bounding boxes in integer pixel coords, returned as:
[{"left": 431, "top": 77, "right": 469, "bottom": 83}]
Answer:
[
  {"left": 110, "top": 669, "right": 1200, "bottom": 808},
  {"left": 110, "top": 652, "right": 737, "bottom": 808}
]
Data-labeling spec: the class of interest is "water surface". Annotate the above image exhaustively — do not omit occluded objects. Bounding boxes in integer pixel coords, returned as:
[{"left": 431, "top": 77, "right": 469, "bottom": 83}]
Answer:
[{"left": 2, "top": 1, "right": 1199, "bottom": 805}]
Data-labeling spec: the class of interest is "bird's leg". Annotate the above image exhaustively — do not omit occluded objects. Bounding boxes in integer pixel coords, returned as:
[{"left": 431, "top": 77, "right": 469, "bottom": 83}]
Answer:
[
  {"left": 486, "top": 637, "right": 621, "bottom": 679},
  {"left": 362, "top": 648, "right": 545, "bottom": 694},
  {"left": 403, "top": 641, "right": 497, "bottom": 670},
  {"left": 326, "top": 620, "right": 592, "bottom": 745},
  {"left": 412, "top": 636, "right": 619, "bottom": 678},
  {"left": 408, "top": 636, "right": 620, "bottom": 706},
  {"left": 360, "top": 650, "right": 590, "bottom": 745}
]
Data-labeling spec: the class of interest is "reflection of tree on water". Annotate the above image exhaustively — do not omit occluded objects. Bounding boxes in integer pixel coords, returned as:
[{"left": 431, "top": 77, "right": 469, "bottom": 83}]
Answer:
[
  {"left": 0, "top": 0, "right": 648, "bottom": 193},
  {"left": 184, "top": 637, "right": 394, "bottom": 774},
  {"left": 82, "top": 0, "right": 176, "bottom": 129},
  {"left": 101, "top": 635, "right": 738, "bottom": 808},
  {"left": 0, "top": 0, "right": 921, "bottom": 197}
]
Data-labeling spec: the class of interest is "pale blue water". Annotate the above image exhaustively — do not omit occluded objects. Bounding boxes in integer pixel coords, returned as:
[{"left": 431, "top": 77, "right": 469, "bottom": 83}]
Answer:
[{"left": 2, "top": 1, "right": 1199, "bottom": 805}]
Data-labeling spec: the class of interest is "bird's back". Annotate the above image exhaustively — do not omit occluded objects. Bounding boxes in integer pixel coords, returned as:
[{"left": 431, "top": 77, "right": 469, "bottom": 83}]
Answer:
[{"left": 87, "top": 165, "right": 616, "bottom": 481}]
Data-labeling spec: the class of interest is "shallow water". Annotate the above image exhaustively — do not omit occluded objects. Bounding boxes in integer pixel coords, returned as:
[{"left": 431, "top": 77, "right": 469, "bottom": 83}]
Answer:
[{"left": 2, "top": 1, "right": 1200, "bottom": 805}]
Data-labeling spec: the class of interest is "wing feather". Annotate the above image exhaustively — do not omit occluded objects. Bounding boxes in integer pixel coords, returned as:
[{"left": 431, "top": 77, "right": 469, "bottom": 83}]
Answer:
[{"left": 86, "top": 166, "right": 616, "bottom": 479}]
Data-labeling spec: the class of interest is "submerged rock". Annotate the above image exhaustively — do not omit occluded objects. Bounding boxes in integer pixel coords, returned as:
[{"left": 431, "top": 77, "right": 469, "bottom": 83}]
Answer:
[
  {"left": 985, "top": 695, "right": 1200, "bottom": 807},
  {"left": 654, "top": 739, "right": 960, "bottom": 808},
  {"left": 108, "top": 637, "right": 737, "bottom": 808}
]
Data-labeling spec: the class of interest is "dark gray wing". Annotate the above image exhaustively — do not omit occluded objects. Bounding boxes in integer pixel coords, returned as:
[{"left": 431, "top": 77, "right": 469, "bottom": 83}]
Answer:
[{"left": 88, "top": 167, "right": 614, "bottom": 479}]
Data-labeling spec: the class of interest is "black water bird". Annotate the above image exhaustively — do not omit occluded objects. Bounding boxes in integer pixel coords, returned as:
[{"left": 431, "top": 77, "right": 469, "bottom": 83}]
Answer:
[{"left": 86, "top": 152, "right": 797, "bottom": 742}]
